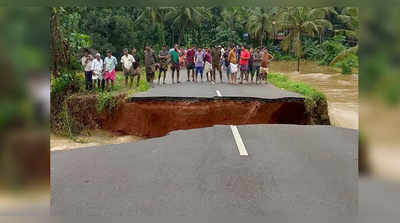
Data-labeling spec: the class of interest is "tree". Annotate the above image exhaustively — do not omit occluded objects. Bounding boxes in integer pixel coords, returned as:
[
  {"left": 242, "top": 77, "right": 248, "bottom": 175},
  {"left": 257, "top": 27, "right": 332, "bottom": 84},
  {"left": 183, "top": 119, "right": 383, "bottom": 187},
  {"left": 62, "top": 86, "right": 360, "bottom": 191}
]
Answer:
[
  {"left": 279, "top": 7, "right": 333, "bottom": 71},
  {"left": 165, "top": 7, "right": 210, "bottom": 44},
  {"left": 330, "top": 7, "right": 359, "bottom": 65},
  {"left": 247, "top": 7, "right": 279, "bottom": 47}
]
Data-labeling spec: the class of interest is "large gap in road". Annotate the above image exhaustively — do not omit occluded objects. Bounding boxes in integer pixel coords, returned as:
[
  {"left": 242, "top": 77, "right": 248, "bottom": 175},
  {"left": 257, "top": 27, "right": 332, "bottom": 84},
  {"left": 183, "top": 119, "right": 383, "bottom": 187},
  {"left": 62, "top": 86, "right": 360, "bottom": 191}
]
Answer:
[{"left": 102, "top": 97, "right": 310, "bottom": 138}]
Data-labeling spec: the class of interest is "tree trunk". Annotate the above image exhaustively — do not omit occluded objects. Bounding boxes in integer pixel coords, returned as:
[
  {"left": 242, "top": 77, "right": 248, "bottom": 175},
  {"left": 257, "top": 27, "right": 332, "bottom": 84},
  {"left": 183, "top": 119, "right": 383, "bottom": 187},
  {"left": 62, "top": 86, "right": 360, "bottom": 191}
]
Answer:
[{"left": 297, "top": 57, "right": 300, "bottom": 72}]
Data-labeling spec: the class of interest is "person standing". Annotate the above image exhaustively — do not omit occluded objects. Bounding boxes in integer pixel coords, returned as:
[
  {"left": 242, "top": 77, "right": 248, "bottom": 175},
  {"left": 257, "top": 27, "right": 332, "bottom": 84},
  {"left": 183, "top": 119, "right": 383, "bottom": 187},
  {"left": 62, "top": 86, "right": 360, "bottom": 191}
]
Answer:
[
  {"left": 253, "top": 48, "right": 262, "bottom": 84},
  {"left": 158, "top": 45, "right": 169, "bottom": 85},
  {"left": 228, "top": 45, "right": 238, "bottom": 84},
  {"left": 194, "top": 47, "right": 205, "bottom": 82},
  {"left": 121, "top": 48, "right": 135, "bottom": 88},
  {"left": 223, "top": 46, "right": 230, "bottom": 82},
  {"left": 170, "top": 44, "right": 180, "bottom": 84},
  {"left": 260, "top": 48, "right": 274, "bottom": 84},
  {"left": 81, "top": 49, "right": 93, "bottom": 90},
  {"left": 103, "top": 50, "right": 118, "bottom": 91},
  {"left": 248, "top": 47, "right": 254, "bottom": 83},
  {"left": 144, "top": 45, "right": 156, "bottom": 87},
  {"left": 211, "top": 45, "right": 222, "bottom": 83},
  {"left": 186, "top": 46, "right": 195, "bottom": 82},
  {"left": 92, "top": 53, "right": 104, "bottom": 91},
  {"left": 203, "top": 47, "right": 213, "bottom": 82},
  {"left": 131, "top": 48, "right": 141, "bottom": 88},
  {"left": 239, "top": 45, "right": 250, "bottom": 84}
]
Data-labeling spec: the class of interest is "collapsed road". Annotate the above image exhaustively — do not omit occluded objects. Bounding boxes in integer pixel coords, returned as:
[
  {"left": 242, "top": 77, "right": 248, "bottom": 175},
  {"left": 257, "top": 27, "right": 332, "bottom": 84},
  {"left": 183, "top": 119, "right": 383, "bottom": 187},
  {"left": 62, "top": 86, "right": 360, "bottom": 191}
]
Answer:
[{"left": 51, "top": 72, "right": 358, "bottom": 215}]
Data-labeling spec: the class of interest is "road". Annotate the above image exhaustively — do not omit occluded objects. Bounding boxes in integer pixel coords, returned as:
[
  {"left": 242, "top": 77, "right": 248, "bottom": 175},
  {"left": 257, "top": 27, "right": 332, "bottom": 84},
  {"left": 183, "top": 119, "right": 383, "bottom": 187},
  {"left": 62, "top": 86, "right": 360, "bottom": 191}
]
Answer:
[{"left": 51, "top": 68, "right": 358, "bottom": 215}]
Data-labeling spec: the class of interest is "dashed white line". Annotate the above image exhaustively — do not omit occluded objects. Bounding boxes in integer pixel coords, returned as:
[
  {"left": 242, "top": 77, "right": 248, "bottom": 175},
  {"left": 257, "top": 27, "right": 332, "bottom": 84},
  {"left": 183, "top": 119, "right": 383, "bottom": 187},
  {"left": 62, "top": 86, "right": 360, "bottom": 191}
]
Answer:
[{"left": 215, "top": 90, "right": 248, "bottom": 156}]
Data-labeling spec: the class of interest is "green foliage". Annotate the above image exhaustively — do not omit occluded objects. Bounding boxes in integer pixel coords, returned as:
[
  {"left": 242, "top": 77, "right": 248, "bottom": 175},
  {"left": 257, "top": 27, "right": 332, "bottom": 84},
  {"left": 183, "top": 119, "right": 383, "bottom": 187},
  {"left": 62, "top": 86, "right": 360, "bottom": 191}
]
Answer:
[
  {"left": 319, "top": 35, "right": 346, "bottom": 65},
  {"left": 96, "top": 92, "right": 119, "bottom": 113},
  {"left": 50, "top": 72, "right": 83, "bottom": 94},
  {"left": 268, "top": 73, "right": 326, "bottom": 102},
  {"left": 337, "top": 61, "right": 353, "bottom": 74},
  {"left": 302, "top": 38, "right": 324, "bottom": 61}
]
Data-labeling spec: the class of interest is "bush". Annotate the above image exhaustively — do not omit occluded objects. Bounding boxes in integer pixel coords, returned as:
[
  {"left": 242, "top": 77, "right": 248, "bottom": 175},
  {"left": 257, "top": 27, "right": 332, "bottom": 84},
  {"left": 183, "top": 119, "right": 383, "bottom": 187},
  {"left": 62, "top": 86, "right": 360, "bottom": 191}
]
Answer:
[
  {"left": 303, "top": 38, "right": 324, "bottom": 61},
  {"left": 51, "top": 72, "right": 83, "bottom": 94},
  {"left": 96, "top": 91, "right": 122, "bottom": 113},
  {"left": 338, "top": 61, "right": 353, "bottom": 74},
  {"left": 319, "top": 35, "right": 346, "bottom": 65}
]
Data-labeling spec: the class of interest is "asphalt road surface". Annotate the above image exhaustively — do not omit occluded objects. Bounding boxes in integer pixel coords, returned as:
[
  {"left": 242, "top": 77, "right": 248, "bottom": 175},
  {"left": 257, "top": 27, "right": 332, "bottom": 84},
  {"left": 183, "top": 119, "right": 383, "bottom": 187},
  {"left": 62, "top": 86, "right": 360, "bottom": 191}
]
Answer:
[
  {"left": 51, "top": 68, "right": 358, "bottom": 215},
  {"left": 136, "top": 69, "right": 302, "bottom": 99}
]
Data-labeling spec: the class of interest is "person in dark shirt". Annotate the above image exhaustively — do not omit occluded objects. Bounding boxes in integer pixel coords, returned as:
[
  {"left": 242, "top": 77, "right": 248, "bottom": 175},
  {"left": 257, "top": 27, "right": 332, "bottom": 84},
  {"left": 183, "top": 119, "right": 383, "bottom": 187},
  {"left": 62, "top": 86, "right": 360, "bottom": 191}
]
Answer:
[
  {"left": 131, "top": 48, "right": 141, "bottom": 88},
  {"left": 211, "top": 45, "right": 222, "bottom": 83}
]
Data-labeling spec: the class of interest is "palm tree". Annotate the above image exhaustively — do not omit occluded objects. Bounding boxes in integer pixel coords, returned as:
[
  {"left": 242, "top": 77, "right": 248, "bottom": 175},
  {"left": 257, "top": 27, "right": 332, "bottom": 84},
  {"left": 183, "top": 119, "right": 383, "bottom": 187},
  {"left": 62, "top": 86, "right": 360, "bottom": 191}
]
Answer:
[
  {"left": 330, "top": 7, "right": 359, "bottom": 65},
  {"left": 165, "top": 7, "right": 211, "bottom": 44},
  {"left": 214, "top": 8, "right": 242, "bottom": 45},
  {"left": 247, "top": 7, "right": 280, "bottom": 47},
  {"left": 279, "top": 7, "right": 333, "bottom": 71},
  {"left": 135, "top": 7, "right": 170, "bottom": 44}
]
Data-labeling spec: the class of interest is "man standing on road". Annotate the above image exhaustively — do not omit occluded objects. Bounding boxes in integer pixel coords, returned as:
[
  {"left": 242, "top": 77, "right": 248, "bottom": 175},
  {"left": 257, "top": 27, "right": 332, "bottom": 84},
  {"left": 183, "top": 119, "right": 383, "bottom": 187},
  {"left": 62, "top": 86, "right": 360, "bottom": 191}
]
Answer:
[
  {"left": 186, "top": 46, "right": 195, "bottom": 82},
  {"left": 158, "top": 45, "right": 169, "bottom": 85},
  {"left": 131, "top": 48, "right": 141, "bottom": 88},
  {"left": 121, "top": 48, "right": 135, "bottom": 88},
  {"left": 144, "top": 45, "right": 156, "bottom": 87},
  {"left": 203, "top": 47, "right": 213, "bottom": 82},
  {"left": 103, "top": 50, "right": 117, "bottom": 91},
  {"left": 223, "top": 46, "right": 230, "bottom": 82},
  {"left": 239, "top": 45, "right": 250, "bottom": 84},
  {"left": 228, "top": 45, "right": 238, "bottom": 84},
  {"left": 260, "top": 48, "right": 274, "bottom": 84},
  {"left": 211, "top": 45, "right": 222, "bottom": 83},
  {"left": 253, "top": 47, "right": 262, "bottom": 84},
  {"left": 170, "top": 44, "right": 180, "bottom": 84},
  {"left": 248, "top": 47, "right": 254, "bottom": 83},
  {"left": 194, "top": 47, "right": 205, "bottom": 82}
]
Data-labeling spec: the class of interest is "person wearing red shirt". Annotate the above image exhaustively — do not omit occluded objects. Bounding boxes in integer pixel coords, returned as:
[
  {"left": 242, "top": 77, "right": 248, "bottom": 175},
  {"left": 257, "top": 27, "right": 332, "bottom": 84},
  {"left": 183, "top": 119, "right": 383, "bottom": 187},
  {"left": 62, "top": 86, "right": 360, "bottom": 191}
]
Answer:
[
  {"left": 185, "top": 46, "right": 196, "bottom": 82},
  {"left": 239, "top": 45, "right": 250, "bottom": 84}
]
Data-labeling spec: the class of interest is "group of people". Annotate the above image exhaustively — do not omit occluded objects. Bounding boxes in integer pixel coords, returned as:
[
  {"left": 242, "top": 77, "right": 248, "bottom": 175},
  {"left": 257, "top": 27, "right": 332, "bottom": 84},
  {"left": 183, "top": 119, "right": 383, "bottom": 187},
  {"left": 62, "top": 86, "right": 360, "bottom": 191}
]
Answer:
[{"left": 81, "top": 43, "right": 274, "bottom": 91}]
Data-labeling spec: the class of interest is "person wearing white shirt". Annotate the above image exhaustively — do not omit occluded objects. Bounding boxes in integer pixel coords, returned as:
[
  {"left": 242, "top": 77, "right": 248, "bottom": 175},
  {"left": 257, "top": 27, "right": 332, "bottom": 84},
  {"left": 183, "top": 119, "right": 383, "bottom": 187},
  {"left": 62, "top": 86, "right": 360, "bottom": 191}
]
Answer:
[
  {"left": 81, "top": 49, "right": 94, "bottom": 90},
  {"left": 120, "top": 48, "right": 135, "bottom": 88},
  {"left": 92, "top": 53, "right": 104, "bottom": 91}
]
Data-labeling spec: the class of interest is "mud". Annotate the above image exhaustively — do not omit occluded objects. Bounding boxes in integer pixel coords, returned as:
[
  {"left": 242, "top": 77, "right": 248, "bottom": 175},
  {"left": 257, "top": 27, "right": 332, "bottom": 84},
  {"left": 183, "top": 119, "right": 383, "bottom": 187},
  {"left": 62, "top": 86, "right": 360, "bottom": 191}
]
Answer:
[{"left": 102, "top": 97, "right": 309, "bottom": 138}]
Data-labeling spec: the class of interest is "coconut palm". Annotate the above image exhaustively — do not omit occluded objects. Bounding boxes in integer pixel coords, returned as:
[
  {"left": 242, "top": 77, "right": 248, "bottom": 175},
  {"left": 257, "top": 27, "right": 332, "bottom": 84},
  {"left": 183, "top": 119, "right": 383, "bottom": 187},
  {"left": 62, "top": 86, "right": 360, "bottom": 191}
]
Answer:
[
  {"left": 330, "top": 7, "right": 359, "bottom": 65},
  {"left": 279, "top": 7, "right": 333, "bottom": 71},
  {"left": 247, "top": 7, "right": 280, "bottom": 47},
  {"left": 135, "top": 7, "right": 171, "bottom": 44},
  {"left": 165, "top": 7, "right": 211, "bottom": 44}
]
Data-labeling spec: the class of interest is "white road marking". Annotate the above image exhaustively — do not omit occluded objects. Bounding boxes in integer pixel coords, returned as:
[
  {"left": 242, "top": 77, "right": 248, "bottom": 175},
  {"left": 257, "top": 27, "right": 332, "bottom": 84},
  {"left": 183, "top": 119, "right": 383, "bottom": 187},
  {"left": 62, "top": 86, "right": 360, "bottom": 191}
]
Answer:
[
  {"left": 215, "top": 90, "right": 248, "bottom": 156},
  {"left": 230, "top": 125, "right": 248, "bottom": 156}
]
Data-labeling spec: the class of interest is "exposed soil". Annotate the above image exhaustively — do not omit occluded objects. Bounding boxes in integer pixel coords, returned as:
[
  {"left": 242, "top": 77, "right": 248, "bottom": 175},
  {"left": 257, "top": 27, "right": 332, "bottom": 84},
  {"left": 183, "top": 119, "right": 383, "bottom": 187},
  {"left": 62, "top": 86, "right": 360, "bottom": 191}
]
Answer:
[{"left": 102, "top": 97, "right": 309, "bottom": 138}]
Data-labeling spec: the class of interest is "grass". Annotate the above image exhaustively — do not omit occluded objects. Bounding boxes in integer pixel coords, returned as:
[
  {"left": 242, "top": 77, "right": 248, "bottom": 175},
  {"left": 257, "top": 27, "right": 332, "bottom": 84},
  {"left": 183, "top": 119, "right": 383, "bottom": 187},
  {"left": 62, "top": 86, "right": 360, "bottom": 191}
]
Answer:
[{"left": 268, "top": 72, "right": 326, "bottom": 102}]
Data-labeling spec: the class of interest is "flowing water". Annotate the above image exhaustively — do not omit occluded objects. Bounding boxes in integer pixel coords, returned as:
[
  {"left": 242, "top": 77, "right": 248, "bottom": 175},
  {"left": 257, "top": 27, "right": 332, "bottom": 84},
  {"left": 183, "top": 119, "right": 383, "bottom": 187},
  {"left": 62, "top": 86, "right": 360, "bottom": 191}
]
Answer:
[{"left": 270, "top": 61, "right": 359, "bottom": 129}]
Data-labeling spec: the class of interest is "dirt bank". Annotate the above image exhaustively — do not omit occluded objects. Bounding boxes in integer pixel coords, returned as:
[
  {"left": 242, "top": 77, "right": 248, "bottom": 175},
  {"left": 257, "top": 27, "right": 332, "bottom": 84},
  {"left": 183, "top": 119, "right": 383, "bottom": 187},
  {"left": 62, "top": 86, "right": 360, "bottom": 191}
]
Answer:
[{"left": 102, "top": 97, "right": 309, "bottom": 138}]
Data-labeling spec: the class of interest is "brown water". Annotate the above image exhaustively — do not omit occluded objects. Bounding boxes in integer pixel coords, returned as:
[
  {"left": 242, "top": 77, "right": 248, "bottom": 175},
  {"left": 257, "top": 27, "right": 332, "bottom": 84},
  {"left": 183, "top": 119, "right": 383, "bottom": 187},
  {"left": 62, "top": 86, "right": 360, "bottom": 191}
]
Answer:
[{"left": 270, "top": 61, "right": 359, "bottom": 129}]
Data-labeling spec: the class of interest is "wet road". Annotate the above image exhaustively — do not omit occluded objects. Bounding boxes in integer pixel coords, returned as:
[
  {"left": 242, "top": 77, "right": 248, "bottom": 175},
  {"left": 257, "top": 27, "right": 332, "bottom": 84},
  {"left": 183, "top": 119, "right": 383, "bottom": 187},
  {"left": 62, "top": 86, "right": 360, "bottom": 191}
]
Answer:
[{"left": 52, "top": 125, "right": 357, "bottom": 215}]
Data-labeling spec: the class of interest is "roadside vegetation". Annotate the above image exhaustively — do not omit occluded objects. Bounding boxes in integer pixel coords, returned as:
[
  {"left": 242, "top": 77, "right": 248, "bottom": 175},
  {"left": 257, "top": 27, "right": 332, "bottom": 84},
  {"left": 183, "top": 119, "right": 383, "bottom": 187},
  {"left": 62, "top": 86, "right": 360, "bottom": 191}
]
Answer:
[
  {"left": 268, "top": 73, "right": 330, "bottom": 124},
  {"left": 50, "top": 70, "right": 149, "bottom": 138}
]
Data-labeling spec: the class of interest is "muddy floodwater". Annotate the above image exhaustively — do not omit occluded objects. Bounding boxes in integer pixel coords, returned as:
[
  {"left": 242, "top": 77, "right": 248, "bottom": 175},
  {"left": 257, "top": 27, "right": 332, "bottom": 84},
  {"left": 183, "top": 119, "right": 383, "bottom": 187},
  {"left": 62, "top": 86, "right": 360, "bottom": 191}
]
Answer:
[{"left": 270, "top": 61, "right": 359, "bottom": 129}]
